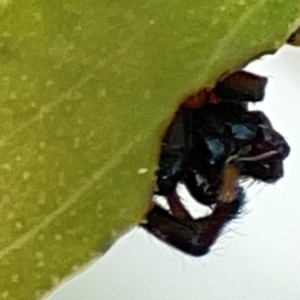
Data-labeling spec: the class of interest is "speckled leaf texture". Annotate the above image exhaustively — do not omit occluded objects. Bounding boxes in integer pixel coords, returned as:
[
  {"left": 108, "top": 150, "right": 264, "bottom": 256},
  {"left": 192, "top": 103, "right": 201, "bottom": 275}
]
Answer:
[{"left": 0, "top": 1, "right": 299, "bottom": 299}]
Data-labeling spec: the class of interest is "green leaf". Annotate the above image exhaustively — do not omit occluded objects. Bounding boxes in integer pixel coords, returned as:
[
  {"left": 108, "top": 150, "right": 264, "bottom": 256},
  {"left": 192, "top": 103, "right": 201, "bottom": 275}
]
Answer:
[{"left": 0, "top": 1, "right": 299, "bottom": 299}]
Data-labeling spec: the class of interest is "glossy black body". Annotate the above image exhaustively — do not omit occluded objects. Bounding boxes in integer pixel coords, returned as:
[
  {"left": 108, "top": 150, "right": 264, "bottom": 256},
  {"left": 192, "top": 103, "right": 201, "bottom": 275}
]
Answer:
[
  {"left": 143, "top": 70, "right": 290, "bottom": 256},
  {"left": 156, "top": 102, "right": 290, "bottom": 206}
]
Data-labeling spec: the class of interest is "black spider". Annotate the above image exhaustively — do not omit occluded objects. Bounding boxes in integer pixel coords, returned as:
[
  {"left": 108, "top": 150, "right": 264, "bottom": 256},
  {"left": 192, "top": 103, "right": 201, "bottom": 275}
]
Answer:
[{"left": 141, "top": 70, "right": 290, "bottom": 256}]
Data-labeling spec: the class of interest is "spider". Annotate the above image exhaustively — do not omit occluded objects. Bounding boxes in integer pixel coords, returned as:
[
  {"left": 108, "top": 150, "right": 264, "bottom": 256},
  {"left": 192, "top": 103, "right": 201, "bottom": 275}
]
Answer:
[{"left": 141, "top": 70, "right": 290, "bottom": 256}]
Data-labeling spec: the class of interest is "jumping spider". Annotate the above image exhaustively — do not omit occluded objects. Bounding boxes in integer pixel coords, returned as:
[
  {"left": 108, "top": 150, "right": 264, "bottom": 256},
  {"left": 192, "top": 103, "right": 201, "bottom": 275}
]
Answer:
[{"left": 141, "top": 70, "right": 290, "bottom": 256}]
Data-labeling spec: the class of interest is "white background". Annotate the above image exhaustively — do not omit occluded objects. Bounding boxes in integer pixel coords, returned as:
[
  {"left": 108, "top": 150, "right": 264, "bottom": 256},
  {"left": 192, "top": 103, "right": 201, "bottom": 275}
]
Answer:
[{"left": 47, "top": 46, "right": 300, "bottom": 300}]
